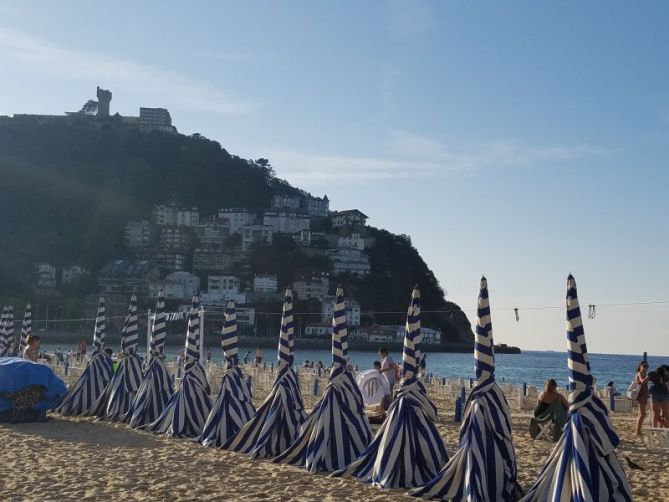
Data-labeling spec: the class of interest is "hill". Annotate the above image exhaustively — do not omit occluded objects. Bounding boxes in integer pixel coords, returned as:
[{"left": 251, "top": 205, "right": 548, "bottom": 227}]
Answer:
[{"left": 0, "top": 115, "right": 474, "bottom": 345}]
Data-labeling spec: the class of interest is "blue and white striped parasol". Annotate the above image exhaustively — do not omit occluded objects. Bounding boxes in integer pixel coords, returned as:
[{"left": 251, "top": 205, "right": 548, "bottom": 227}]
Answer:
[
  {"left": 520, "top": 275, "right": 632, "bottom": 501},
  {"left": 410, "top": 276, "right": 519, "bottom": 500},
  {"left": 274, "top": 287, "right": 371, "bottom": 472},
  {"left": 148, "top": 295, "right": 212, "bottom": 438},
  {"left": 224, "top": 287, "right": 306, "bottom": 458},
  {"left": 128, "top": 290, "right": 175, "bottom": 428},
  {"left": 0, "top": 306, "right": 9, "bottom": 357},
  {"left": 91, "top": 295, "right": 144, "bottom": 421},
  {"left": 18, "top": 304, "right": 32, "bottom": 356},
  {"left": 201, "top": 300, "right": 256, "bottom": 447},
  {"left": 58, "top": 297, "right": 114, "bottom": 416},
  {"left": 0, "top": 306, "right": 15, "bottom": 357},
  {"left": 333, "top": 286, "right": 448, "bottom": 488}
]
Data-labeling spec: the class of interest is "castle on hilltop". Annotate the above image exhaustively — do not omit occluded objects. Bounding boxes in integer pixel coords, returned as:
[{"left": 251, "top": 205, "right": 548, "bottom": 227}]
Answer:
[{"left": 10, "top": 86, "right": 177, "bottom": 134}]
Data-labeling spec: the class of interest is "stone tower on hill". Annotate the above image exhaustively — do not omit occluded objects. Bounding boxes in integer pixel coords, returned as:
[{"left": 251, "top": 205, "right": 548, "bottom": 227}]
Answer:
[{"left": 96, "top": 86, "right": 112, "bottom": 117}]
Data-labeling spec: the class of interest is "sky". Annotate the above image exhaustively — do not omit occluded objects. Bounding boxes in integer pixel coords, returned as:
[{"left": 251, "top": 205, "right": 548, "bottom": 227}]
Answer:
[{"left": 1, "top": 1, "right": 667, "bottom": 355}]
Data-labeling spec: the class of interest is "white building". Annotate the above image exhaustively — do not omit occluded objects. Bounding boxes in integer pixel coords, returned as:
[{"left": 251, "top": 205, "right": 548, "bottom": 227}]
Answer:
[
  {"left": 149, "top": 271, "right": 200, "bottom": 300},
  {"left": 304, "top": 195, "right": 329, "bottom": 217},
  {"left": 293, "top": 275, "right": 330, "bottom": 300},
  {"left": 153, "top": 204, "right": 199, "bottom": 227},
  {"left": 241, "top": 224, "right": 273, "bottom": 251},
  {"left": 62, "top": 265, "right": 89, "bottom": 285},
  {"left": 218, "top": 208, "right": 256, "bottom": 234},
  {"left": 35, "top": 262, "right": 56, "bottom": 288},
  {"left": 253, "top": 274, "right": 278, "bottom": 294},
  {"left": 124, "top": 220, "right": 153, "bottom": 248},
  {"left": 195, "top": 221, "right": 229, "bottom": 247},
  {"left": 329, "top": 248, "right": 371, "bottom": 277},
  {"left": 320, "top": 296, "right": 361, "bottom": 327},
  {"left": 393, "top": 326, "right": 442, "bottom": 344},
  {"left": 272, "top": 194, "right": 301, "bottom": 210},
  {"left": 263, "top": 210, "right": 310, "bottom": 234},
  {"left": 176, "top": 207, "right": 199, "bottom": 227},
  {"left": 159, "top": 226, "right": 192, "bottom": 249},
  {"left": 304, "top": 322, "right": 333, "bottom": 337},
  {"left": 331, "top": 209, "right": 368, "bottom": 229},
  {"left": 337, "top": 233, "right": 364, "bottom": 250},
  {"left": 208, "top": 275, "right": 240, "bottom": 295},
  {"left": 292, "top": 229, "right": 311, "bottom": 247},
  {"left": 200, "top": 290, "right": 250, "bottom": 306}
]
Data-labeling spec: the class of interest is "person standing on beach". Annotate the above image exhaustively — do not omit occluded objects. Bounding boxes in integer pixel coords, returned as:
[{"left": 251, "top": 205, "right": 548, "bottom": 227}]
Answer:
[
  {"left": 634, "top": 361, "right": 649, "bottom": 436},
  {"left": 378, "top": 347, "right": 397, "bottom": 398}
]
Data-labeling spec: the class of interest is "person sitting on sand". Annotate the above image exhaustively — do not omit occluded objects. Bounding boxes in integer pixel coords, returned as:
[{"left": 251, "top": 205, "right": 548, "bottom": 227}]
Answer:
[
  {"left": 22, "top": 334, "right": 41, "bottom": 362},
  {"left": 534, "top": 379, "right": 568, "bottom": 417}
]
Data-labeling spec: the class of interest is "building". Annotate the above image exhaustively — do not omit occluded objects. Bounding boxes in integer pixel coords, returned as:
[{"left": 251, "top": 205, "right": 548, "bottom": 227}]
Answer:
[
  {"left": 139, "top": 107, "right": 174, "bottom": 132},
  {"left": 331, "top": 209, "right": 368, "bottom": 230},
  {"left": 148, "top": 271, "right": 200, "bottom": 300},
  {"left": 320, "top": 296, "right": 361, "bottom": 327},
  {"left": 194, "top": 220, "right": 229, "bottom": 247},
  {"left": 328, "top": 248, "right": 371, "bottom": 277},
  {"left": 98, "top": 260, "right": 159, "bottom": 297},
  {"left": 124, "top": 220, "right": 153, "bottom": 248},
  {"left": 35, "top": 262, "right": 57, "bottom": 288},
  {"left": 337, "top": 233, "right": 364, "bottom": 251},
  {"left": 153, "top": 204, "right": 199, "bottom": 227},
  {"left": 135, "top": 248, "right": 187, "bottom": 272},
  {"left": 241, "top": 224, "right": 273, "bottom": 251},
  {"left": 262, "top": 210, "right": 310, "bottom": 234},
  {"left": 193, "top": 248, "right": 234, "bottom": 273},
  {"left": 253, "top": 274, "right": 278, "bottom": 294},
  {"left": 200, "top": 290, "right": 250, "bottom": 306},
  {"left": 97, "top": 86, "right": 112, "bottom": 116},
  {"left": 292, "top": 275, "right": 330, "bottom": 300},
  {"left": 272, "top": 194, "right": 301, "bottom": 210},
  {"left": 393, "top": 326, "right": 442, "bottom": 344},
  {"left": 292, "top": 229, "right": 311, "bottom": 247},
  {"left": 356, "top": 324, "right": 395, "bottom": 343},
  {"left": 159, "top": 226, "right": 192, "bottom": 249},
  {"left": 217, "top": 208, "right": 256, "bottom": 234},
  {"left": 208, "top": 275, "right": 240, "bottom": 295},
  {"left": 62, "top": 265, "right": 89, "bottom": 285},
  {"left": 304, "top": 322, "right": 332, "bottom": 338},
  {"left": 236, "top": 307, "right": 255, "bottom": 326},
  {"left": 303, "top": 195, "right": 330, "bottom": 218}
]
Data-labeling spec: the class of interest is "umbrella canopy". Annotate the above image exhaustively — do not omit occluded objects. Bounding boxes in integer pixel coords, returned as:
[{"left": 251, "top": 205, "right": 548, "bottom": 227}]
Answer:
[
  {"left": 333, "top": 287, "right": 448, "bottom": 488},
  {"left": 128, "top": 290, "right": 175, "bottom": 428},
  {"left": 224, "top": 287, "right": 306, "bottom": 458},
  {"left": 410, "top": 276, "right": 519, "bottom": 501},
  {"left": 520, "top": 275, "right": 631, "bottom": 502},
  {"left": 147, "top": 295, "right": 212, "bottom": 437},
  {"left": 92, "top": 295, "right": 143, "bottom": 421},
  {"left": 0, "top": 306, "right": 15, "bottom": 357},
  {"left": 18, "top": 304, "right": 32, "bottom": 356},
  {"left": 57, "top": 297, "right": 114, "bottom": 416},
  {"left": 201, "top": 300, "right": 256, "bottom": 447},
  {"left": 274, "top": 287, "right": 371, "bottom": 472},
  {"left": 0, "top": 306, "right": 8, "bottom": 357}
]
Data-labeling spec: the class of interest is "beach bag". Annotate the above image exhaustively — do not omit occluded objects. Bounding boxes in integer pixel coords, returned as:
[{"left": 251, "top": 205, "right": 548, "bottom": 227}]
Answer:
[{"left": 626, "top": 379, "right": 640, "bottom": 400}]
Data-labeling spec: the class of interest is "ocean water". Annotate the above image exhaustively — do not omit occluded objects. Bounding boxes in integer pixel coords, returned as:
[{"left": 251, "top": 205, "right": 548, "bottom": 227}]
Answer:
[{"left": 42, "top": 342, "right": 668, "bottom": 391}]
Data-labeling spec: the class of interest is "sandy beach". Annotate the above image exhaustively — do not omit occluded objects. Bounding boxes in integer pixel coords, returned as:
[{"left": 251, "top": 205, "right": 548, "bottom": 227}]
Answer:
[{"left": 1, "top": 365, "right": 666, "bottom": 501}]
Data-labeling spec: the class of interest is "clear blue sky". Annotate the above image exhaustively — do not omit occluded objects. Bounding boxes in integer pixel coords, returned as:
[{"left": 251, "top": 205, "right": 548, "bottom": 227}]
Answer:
[{"left": 1, "top": 1, "right": 667, "bottom": 354}]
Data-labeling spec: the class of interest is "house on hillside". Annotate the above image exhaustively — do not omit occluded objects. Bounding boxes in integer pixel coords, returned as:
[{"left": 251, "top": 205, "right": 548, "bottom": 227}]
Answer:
[
  {"left": 331, "top": 209, "right": 367, "bottom": 231},
  {"left": 98, "top": 260, "right": 159, "bottom": 297}
]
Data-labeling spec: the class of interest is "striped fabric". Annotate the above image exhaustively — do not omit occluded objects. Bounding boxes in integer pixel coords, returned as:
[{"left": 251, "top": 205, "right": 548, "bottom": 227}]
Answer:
[
  {"left": 0, "top": 306, "right": 14, "bottom": 357},
  {"left": 520, "top": 275, "right": 632, "bottom": 502},
  {"left": 333, "top": 287, "right": 448, "bottom": 488},
  {"left": 18, "top": 304, "right": 32, "bottom": 355},
  {"left": 57, "top": 297, "right": 114, "bottom": 416},
  {"left": 410, "top": 276, "right": 519, "bottom": 501},
  {"left": 201, "top": 300, "right": 256, "bottom": 447},
  {"left": 92, "top": 295, "right": 144, "bottom": 421},
  {"left": 147, "top": 295, "right": 212, "bottom": 438},
  {"left": 0, "top": 306, "right": 9, "bottom": 356},
  {"left": 224, "top": 288, "right": 306, "bottom": 458},
  {"left": 274, "top": 287, "right": 371, "bottom": 472},
  {"left": 128, "top": 291, "right": 175, "bottom": 428}
]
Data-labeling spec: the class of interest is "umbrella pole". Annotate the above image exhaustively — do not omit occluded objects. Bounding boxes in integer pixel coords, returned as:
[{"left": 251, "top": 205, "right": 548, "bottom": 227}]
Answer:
[{"left": 146, "top": 309, "right": 152, "bottom": 359}]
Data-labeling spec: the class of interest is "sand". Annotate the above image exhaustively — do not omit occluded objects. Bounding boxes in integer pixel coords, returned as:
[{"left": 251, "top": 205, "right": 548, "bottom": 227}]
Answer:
[{"left": 0, "top": 365, "right": 666, "bottom": 501}]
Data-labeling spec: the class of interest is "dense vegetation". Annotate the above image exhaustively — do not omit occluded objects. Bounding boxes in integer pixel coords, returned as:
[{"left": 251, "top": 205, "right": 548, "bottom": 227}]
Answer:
[{"left": 0, "top": 117, "right": 472, "bottom": 343}]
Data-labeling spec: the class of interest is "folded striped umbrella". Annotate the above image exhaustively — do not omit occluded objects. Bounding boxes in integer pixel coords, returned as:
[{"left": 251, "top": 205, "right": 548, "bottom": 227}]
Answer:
[
  {"left": 275, "top": 287, "right": 371, "bottom": 472},
  {"left": 148, "top": 295, "right": 212, "bottom": 438},
  {"left": 0, "top": 306, "right": 8, "bottom": 357},
  {"left": 58, "top": 297, "right": 114, "bottom": 416},
  {"left": 520, "top": 275, "right": 632, "bottom": 502},
  {"left": 0, "top": 306, "right": 15, "bottom": 357},
  {"left": 91, "top": 295, "right": 144, "bottom": 421},
  {"left": 128, "top": 290, "right": 175, "bottom": 428},
  {"left": 224, "top": 287, "right": 306, "bottom": 458},
  {"left": 18, "top": 304, "right": 32, "bottom": 355},
  {"left": 333, "top": 287, "right": 448, "bottom": 488},
  {"left": 410, "top": 276, "right": 519, "bottom": 500},
  {"left": 201, "top": 300, "right": 256, "bottom": 447}
]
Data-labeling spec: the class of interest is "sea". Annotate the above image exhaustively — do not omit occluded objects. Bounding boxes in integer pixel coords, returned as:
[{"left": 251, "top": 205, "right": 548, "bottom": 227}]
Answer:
[{"left": 41, "top": 343, "right": 668, "bottom": 391}]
